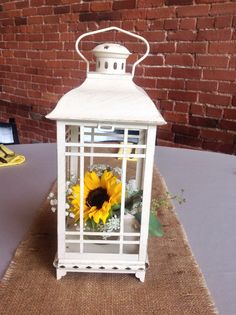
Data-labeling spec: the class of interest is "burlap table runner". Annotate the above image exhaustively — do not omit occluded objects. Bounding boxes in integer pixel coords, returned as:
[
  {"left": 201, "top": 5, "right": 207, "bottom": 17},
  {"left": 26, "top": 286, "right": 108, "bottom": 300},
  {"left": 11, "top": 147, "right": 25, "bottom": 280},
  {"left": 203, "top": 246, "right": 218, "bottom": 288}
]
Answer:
[{"left": 0, "top": 167, "right": 218, "bottom": 315}]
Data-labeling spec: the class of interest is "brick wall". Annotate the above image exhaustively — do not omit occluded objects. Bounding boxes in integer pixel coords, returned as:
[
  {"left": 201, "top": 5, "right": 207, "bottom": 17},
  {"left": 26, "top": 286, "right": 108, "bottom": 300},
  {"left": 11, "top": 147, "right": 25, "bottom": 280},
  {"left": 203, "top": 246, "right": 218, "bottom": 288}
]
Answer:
[{"left": 0, "top": 0, "right": 235, "bottom": 153}]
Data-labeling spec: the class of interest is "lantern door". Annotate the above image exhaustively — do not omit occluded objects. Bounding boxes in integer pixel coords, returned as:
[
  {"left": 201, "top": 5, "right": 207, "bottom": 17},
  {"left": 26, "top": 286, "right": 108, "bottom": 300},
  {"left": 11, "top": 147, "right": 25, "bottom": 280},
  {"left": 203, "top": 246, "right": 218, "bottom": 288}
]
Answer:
[{"left": 55, "top": 121, "right": 156, "bottom": 281}]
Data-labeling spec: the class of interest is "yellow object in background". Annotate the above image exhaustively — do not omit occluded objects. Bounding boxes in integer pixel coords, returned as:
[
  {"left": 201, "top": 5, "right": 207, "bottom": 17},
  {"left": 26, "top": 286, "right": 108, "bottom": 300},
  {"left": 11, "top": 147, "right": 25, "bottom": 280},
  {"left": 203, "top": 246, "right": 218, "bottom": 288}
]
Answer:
[
  {"left": 117, "top": 142, "right": 137, "bottom": 161},
  {"left": 0, "top": 144, "right": 25, "bottom": 168}
]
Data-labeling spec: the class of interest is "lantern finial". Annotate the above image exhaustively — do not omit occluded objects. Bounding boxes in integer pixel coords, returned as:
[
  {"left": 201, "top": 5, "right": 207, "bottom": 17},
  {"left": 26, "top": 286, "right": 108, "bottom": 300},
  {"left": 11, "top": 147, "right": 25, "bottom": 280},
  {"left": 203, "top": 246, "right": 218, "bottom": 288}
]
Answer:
[{"left": 92, "top": 43, "right": 131, "bottom": 75}]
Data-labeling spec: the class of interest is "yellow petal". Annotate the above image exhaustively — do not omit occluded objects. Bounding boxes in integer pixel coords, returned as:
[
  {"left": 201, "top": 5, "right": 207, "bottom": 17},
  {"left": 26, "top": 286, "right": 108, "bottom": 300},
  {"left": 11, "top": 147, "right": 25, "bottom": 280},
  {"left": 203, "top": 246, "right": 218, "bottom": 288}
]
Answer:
[
  {"left": 100, "top": 171, "right": 113, "bottom": 189},
  {"left": 84, "top": 171, "right": 100, "bottom": 191},
  {"left": 101, "top": 201, "right": 111, "bottom": 224}
]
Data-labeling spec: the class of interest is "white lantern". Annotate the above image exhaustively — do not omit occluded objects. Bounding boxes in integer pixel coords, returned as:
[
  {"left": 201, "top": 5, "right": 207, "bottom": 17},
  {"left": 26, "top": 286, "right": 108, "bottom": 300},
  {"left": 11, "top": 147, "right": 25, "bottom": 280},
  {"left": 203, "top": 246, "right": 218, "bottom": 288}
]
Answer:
[{"left": 46, "top": 27, "right": 166, "bottom": 282}]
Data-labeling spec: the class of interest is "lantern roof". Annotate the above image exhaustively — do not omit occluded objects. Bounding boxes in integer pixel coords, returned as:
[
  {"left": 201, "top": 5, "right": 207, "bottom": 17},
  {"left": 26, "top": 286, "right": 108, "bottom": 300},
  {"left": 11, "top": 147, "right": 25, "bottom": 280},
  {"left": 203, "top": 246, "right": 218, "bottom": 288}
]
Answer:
[{"left": 46, "top": 72, "right": 166, "bottom": 126}]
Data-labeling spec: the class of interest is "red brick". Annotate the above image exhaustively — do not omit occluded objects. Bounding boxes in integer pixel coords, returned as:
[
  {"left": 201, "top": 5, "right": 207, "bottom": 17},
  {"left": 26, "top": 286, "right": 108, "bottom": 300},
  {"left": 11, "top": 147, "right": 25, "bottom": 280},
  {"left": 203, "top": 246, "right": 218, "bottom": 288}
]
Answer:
[
  {"left": 22, "top": 8, "right": 37, "bottom": 16},
  {"left": 175, "top": 134, "right": 202, "bottom": 147},
  {"left": 215, "top": 15, "right": 233, "bottom": 28},
  {"left": 142, "top": 55, "right": 164, "bottom": 66},
  {"left": 43, "top": 33, "right": 59, "bottom": 42},
  {"left": 191, "top": 104, "right": 205, "bottom": 116},
  {"left": 83, "top": 11, "right": 122, "bottom": 22},
  {"left": 145, "top": 67, "right": 172, "bottom": 77},
  {"left": 44, "top": 15, "right": 60, "bottom": 24},
  {"left": 169, "top": 90, "right": 197, "bottom": 102},
  {"left": 150, "top": 20, "right": 164, "bottom": 30},
  {"left": 91, "top": 2, "right": 112, "bottom": 12},
  {"left": 210, "top": 3, "right": 236, "bottom": 15},
  {"left": 56, "top": 51, "right": 74, "bottom": 60},
  {"left": 134, "top": 77, "right": 156, "bottom": 88},
  {"left": 199, "top": 93, "right": 231, "bottom": 106},
  {"left": 27, "top": 51, "right": 40, "bottom": 59},
  {"left": 233, "top": 16, "right": 236, "bottom": 28},
  {"left": 71, "top": 3, "right": 89, "bottom": 13},
  {"left": 165, "top": 0, "right": 193, "bottom": 5},
  {"left": 179, "top": 18, "right": 196, "bottom": 29},
  {"left": 172, "top": 124, "right": 200, "bottom": 137},
  {"left": 137, "top": 0, "right": 164, "bottom": 7},
  {"left": 164, "top": 19, "right": 178, "bottom": 30},
  {"left": 203, "top": 69, "right": 236, "bottom": 82},
  {"left": 28, "top": 16, "right": 43, "bottom": 24},
  {"left": 177, "top": 5, "right": 209, "bottom": 17},
  {"left": 219, "top": 120, "right": 236, "bottom": 132},
  {"left": 196, "top": 17, "right": 214, "bottom": 29},
  {"left": 135, "top": 20, "right": 148, "bottom": 31},
  {"left": 14, "top": 51, "right": 26, "bottom": 58},
  {"left": 144, "top": 89, "right": 158, "bottom": 101},
  {"left": 155, "top": 89, "right": 168, "bottom": 100},
  {"left": 46, "top": 42, "right": 63, "bottom": 50},
  {"left": 186, "top": 80, "right": 217, "bottom": 92},
  {"left": 150, "top": 42, "right": 175, "bottom": 53},
  {"left": 45, "top": 0, "right": 62, "bottom": 4},
  {"left": 164, "top": 111, "right": 188, "bottom": 124},
  {"left": 209, "top": 42, "right": 236, "bottom": 54},
  {"left": 174, "top": 102, "right": 189, "bottom": 113},
  {"left": 218, "top": 82, "right": 236, "bottom": 94},
  {"left": 41, "top": 51, "right": 57, "bottom": 59},
  {"left": 190, "top": 116, "right": 217, "bottom": 128},
  {"left": 165, "top": 54, "right": 193, "bottom": 66},
  {"left": 158, "top": 129, "right": 174, "bottom": 141},
  {"left": 159, "top": 100, "right": 174, "bottom": 111},
  {"left": 15, "top": 17, "right": 27, "bottom": 26},
  {"left": 168, "top": 30, "right": 196, "bottom": 41},
  {"left": 176, "top": 42, "right": 207, "bottom": 53},
  {"left": 113, "top": 0, "right": 136, "bottom": 10},
  {"left": 197, "top": 29, "right": 232, "bottom": 41},
  {"left": 202, "top": 141, "right": 234, "bottom": 154},
  {"left": 206, "top": 106, "right": 223, "bottom": 119},
  {"left": 37, "top": 7, "right": 53, "bottom": 15},
  {"left": 31, "top": 0, "right": 44, "bottom": 5},
  {"left": 122, "top": 10, "right": 145, "bottom": 20},
  {"left": 201, "top": 129, "right": 234, "bottom": 143},
  {"left": 196, "top": 55, "right": 229, "bottom": 68},
  {"left": 156, "top": 79, "right": 185, "bottom": 89},
  {"left": 233, "top": 96, "right": 236, "bottom": 107},
  {"left": 15, "top": 0, "right": 29, "bottom": 9},
  {"left": 146, "top": 7, "right": 176, "bottom": 19},
  {"left": 196, "top": 0, "right": 228, "bottom": 3},
  {"left": 224, "top": 109, "right": 236, "bottom": 120},
  {"left": 233, "top": 31, "right": 236, "bottom": 41},
  {"left": 141, "top": 31, "right": 165, "bottom": 42},
  {"left": 29, "top": 33, "right": 43, "bottom": 41},
  {"left": 172, "top": 68, "right": 201, "bottom": 79}
]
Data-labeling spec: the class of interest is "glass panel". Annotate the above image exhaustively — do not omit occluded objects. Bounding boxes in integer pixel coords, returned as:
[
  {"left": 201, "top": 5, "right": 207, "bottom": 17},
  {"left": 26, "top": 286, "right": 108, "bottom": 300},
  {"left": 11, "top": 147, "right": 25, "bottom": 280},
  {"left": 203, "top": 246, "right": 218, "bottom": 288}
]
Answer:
[{"left": 63, "top": 124, "right": 147, "bottom": 256}]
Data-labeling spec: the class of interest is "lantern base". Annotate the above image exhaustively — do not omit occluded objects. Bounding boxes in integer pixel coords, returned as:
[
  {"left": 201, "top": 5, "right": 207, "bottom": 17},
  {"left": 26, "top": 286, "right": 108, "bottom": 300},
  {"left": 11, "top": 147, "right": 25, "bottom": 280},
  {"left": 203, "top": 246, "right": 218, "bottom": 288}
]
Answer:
[{"left": 53, "top": 255, "right": 149, "bottom": 282}]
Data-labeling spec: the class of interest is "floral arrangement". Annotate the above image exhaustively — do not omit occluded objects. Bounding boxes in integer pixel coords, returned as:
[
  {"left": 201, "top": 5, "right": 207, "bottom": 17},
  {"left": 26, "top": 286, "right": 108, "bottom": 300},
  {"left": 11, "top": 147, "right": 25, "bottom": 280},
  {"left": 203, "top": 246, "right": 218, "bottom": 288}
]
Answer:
[{"left": 48, "top": 164, "right": 185, "bottom": 237}]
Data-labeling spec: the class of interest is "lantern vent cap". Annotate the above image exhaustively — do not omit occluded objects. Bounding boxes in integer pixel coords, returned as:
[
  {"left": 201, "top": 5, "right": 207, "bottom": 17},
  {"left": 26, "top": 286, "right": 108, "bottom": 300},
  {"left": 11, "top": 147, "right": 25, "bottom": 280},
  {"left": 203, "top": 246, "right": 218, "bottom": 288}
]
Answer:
[
  {"left": 92, "top": 43, "right": 131, "bottom": 75},
  {"left": 93, "top": 43, "right": 131, "bottom": 58}
]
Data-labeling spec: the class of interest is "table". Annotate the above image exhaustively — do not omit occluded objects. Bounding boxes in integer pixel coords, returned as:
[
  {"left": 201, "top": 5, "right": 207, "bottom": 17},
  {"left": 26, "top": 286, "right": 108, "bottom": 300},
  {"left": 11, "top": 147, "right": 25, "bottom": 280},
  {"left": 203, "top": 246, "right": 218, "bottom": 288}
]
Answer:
[{"left": 0, "top": 143, "right": 235, "bottom": 314}]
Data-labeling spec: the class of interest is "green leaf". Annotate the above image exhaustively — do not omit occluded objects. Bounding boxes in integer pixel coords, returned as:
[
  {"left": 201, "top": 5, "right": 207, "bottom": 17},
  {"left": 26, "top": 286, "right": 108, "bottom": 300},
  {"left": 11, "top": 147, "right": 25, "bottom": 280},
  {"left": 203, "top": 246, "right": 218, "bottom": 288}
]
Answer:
[
  {"left": 149, "top": 212, "right": 164, "bottom": 237},
  {"left": 111, "top": 203, "right": 121, "bottom": 212},
  {"left": 134, "top": 212, "right": 164, "bottom": 237}
]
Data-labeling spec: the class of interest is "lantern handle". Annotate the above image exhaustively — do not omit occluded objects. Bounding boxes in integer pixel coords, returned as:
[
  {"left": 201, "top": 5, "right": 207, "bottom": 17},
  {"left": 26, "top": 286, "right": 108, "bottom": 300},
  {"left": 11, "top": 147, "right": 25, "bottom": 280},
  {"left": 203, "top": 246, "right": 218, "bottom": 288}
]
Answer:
[{"left": 75, "top": 26, "right": 150, "bottom": 78}]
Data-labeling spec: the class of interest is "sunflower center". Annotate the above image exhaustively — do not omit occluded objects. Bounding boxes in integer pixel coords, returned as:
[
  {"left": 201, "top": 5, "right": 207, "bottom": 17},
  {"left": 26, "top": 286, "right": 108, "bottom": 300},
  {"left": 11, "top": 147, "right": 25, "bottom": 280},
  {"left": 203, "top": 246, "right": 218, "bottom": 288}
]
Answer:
[{"left": 86, "top": 187, "right": 109, "bottom": 209}]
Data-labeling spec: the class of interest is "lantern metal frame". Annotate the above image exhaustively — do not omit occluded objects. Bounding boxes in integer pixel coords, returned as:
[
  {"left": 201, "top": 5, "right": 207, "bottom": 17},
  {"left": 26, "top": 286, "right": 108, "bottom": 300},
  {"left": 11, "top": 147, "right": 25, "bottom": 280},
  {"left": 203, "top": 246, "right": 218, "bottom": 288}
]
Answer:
[
  {"left": 47, "top": 27, "right": 166, "bottom": 282},
  {"left": 54, "top": 122, "right": 156, "bottom": 282}
]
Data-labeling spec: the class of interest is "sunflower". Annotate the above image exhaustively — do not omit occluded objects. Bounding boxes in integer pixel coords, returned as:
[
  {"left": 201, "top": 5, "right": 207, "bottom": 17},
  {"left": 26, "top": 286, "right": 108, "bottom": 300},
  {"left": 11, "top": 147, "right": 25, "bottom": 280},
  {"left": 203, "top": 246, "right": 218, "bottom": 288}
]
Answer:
[{"left": 68, "top": 170, "right": 122, "bottom": 225}]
